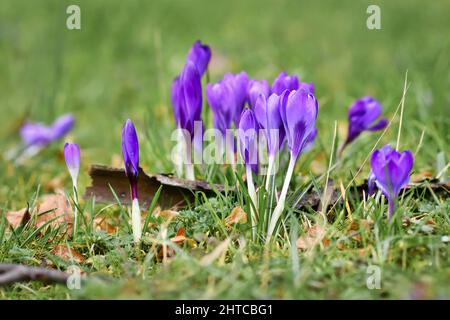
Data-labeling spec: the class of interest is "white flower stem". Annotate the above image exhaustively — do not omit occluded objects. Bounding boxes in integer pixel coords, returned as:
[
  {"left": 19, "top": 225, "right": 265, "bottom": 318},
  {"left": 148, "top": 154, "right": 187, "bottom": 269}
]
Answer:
[
  {"left": 185, "top": 137, "right": 195, "bottom": 180},
  {"left": 72, "top": 182, "right": 79, "bottom": 238},
  {"left": 267, "top": 153, "right": 297, "bottom": 242},
  {"left": 265, "top": 154, "right": 275, "bottom": 192},
  {"left": 246, "top": 164, "right": 258, "bottom": 241},
  {"left": 131, "top": 198, "right": 142, "bottom": 242},
  {"left": 227, "top": 139, "right": 236, "bottom": 172}
]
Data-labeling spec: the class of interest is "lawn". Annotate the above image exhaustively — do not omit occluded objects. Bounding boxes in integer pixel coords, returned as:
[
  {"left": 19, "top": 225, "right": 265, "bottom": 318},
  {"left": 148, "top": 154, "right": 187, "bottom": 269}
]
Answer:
[{"left": 0, "top": 0, "right": 449, "bottom": 299}]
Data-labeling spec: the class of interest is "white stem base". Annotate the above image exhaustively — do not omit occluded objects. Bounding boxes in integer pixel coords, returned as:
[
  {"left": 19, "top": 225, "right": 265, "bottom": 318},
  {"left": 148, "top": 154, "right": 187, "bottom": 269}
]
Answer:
[
  {"left": 246, "top": 165, "right": 258, "bottom": 240},
  {"left": 132, "top": 198, "right": 142, "bottom": 242},
  {"left": 265, "top": 154, "right": 275, "bottom": 191},
  {"left": 267, "top": 154, "right": 297, "bottom": 241}
]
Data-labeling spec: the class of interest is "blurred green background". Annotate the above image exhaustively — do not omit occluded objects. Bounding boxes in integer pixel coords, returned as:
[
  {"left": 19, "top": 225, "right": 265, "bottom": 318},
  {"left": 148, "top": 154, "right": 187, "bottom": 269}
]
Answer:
[{"left": 0, "top": 0, "right": 449, "bottom": 198}]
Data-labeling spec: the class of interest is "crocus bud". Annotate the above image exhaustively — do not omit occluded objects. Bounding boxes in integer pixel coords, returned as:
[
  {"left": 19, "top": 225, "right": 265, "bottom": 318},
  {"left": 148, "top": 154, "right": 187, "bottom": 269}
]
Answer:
[
  {"left": 302, "top": 127, "right": 318, "bottom": 153},
  {"left": 369, "top": 144, "right": 414, "bottom": 219},
  {"left": 64, "top": 143, "right": 80, "bottom": 186},
  {"left": 171, "top": 61, "right": 203, "bottom": 139},
  {"left": 238, "top": 108, "right": 259, "bottom": 166},
  {"left": 342, "top": 97, "right": 388, "bottom": 152},
  {"left": 271, "top": 71, "right": 299, "bottom": 95},
  {"left": 121, "top": 119, "right": 141, "bottom": 242},
  {"left": 280, "top": 89, "right": 319, "bottom": 158},
  {"left": 247, "top": 79, "right": 270, "bottom": 109},
  {"left": 122, "top": 119, "right": 139, "bottom": 199},
  {"left": 223, "top": 71, "right": 250, "bottom": 125},
  {"left": 187, "top": 40, "right": 211, "bottom": 76},
  {"left": 254, "top": 93, "right": 285, "bottom": 157},
  {"left": 206, "top": 80, "right": 235, "bottom": 134},
  {"left": 298, "top": 82, "right": 315, "bottom": 94}
]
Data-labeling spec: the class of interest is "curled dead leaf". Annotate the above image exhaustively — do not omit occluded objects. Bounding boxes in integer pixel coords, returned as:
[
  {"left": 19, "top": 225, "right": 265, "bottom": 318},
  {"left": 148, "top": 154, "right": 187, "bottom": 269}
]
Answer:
[
  {"left": 5, "top": 207, "right": 30, "bottom": 229},
  {"left": 225, "top": 206, "right": 247, "bottom": 227},
  {"left": 171, "top": 227, "right": 187, "bottom": 245},
  {"left": 36, "top": 193, "right": 73, "bottom": 235},
  {"left": 93, "top": 215, "right": 118, "bottom": 234}
]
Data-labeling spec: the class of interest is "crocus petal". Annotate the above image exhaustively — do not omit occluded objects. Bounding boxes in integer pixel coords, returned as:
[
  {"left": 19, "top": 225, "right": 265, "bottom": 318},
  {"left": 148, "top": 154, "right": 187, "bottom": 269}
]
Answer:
[
  {"left": 298, "top": 82, "right": 315, "bottom": 94},
  {"left": 122, "top": 119, "right": 139, "bottom": 192},
  {"left": 20, "top": 122, "right": 53, "bottom": 146},
  {"left": 271, "top": 71, "right": 299, "bottom": 95},
  {"left": 206, "top": 81, "right": 234, "bottom": 134},
  {"left": 224, "top": 71, "right": 249, "bottom": 125},
  {"left": 51, "top": 114, "right": 75, "bottom": 140},
  {"left": 368, "top": 117, "right": 388, "bottom": 131},
  {"left": 302, "top": 127, "right": 317, "bottom": 153},
  {"left": 247, "top": 79, "right": 270, "bottom": 108},
  {"left": 368, "top": 170, "right": 377, "bottom": 195},
  {"left": 64, "top": 143, "right": 80, "bottom": 183},
  {"left": 238, "top": 108, "right": 258, "bottom": 166},
  {"left": 187, "top": 40, "right": 211, "bottom": 76}
]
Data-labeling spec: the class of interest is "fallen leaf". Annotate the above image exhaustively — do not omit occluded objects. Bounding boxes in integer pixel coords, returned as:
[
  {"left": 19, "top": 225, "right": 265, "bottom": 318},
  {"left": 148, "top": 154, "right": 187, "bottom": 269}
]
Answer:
[
  {"left": 52, "top": 244, "right": 84, "bottom": 263},
  {"left": 171, "top": 227, "right": 187, "bottom": 245},
  {"left": 93, "top": 215, "right": 118, "bottom": 234},
  {"left": 5, "top": 207, "right": 30, "bottom": 229},
  {"left": 411, "top": 171, "right": 434, "bottom": 183},
  {"left": 224, "top": 206, "right": 247, "bottom": 227},
  {"left": 296, "top": 224, "right": 328, "bottom": 251},
  {"left": 36, "top": 193, "right": 73, "bottom": 235}
]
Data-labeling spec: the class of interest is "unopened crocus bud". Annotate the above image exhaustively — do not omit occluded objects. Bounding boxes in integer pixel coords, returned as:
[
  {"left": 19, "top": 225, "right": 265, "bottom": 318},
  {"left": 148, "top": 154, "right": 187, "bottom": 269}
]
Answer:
[
  {"left": 64, "top": 143, "right": 80, "bottom": 186},
  {"left": 223, "top": 71, "right": 250, "bottom": 125},
  {"left": 369, "top": 144, "right": 414, "bottom": 219},
  {"left": 187, "top": 40, "right": 211, "bottom": 76},
  {"left": 122, "top": 119, "right": 141, "bottom": 242}
]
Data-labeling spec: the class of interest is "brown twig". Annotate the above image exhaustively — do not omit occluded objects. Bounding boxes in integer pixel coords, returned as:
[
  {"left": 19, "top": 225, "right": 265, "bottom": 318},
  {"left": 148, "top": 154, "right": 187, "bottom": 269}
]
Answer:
[{"left": 0, "top": 264, "right": 70, "bottom": 286}]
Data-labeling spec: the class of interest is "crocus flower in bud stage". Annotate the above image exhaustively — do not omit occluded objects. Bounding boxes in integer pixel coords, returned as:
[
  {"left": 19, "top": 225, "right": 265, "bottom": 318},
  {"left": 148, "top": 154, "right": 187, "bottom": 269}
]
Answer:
[
  {"left": 64, "top": 142, "right": 80, "bottom": 237},
  {"left": 223, "top": 71, "right": 250, "bottom": 125},
  {"left": 298, "top": 82, "right": 315, "bottom": 94},
  {"left": 247, "top": 79, "right": 270, "bottom": 109},
  {"left": 267, "top": 89, "right": 318, "bottom": 240},
  {"left": 20, "top": 114, "right": 75, "bottom": 148},
  {"left": 238, "top": 108, "right": 259, "bottom": 240},
  {"left": 369, "top": 144, "right": 414, "bottom": 220},
  {"left": 206, "top": 80, "right": 236, "bottom": 166},
  {"left": 187, "top": 40, "right": 211, "bottom": 76},
  {"left": 271, "top": 71, "right": 299, "bottom": 95},
  {"left": 121, "top": 119, "right": 141, "bottom": 242},
  {"left": 302, "top": 127, "right": 318, "bottom": 154},
  {"left": 254, "top": 93, "right": 285, "bottom": 191},
  {"left": 340, "top": 96, "right": 388, "bottom": 155},
  {"left": 171, "top": 61, "right": 203, "bottom": 180}
]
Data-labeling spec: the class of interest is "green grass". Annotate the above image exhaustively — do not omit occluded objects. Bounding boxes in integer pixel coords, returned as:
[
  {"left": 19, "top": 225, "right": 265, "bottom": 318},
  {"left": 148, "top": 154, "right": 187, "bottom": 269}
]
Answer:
[{"left": 0, "top": 0, "right": 449, "bottom": 299}]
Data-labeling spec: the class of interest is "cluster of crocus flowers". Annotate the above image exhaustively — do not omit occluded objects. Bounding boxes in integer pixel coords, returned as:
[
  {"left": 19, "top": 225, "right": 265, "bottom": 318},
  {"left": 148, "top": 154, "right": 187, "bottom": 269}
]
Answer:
[
  {"left": 171, "top": 41, "right": 211, "bottom": 180},
  {"left": 369, "top": 145, "right": 414, "bottom": 220},
  {"left": 340, "top": 96, "right": 388, "bottom": 155},
  {"left": 122, "top": 119, "right": 142, "bottom": 242},
  {"left": 64, "top": 142, "right": 80, "bottom": 236}
]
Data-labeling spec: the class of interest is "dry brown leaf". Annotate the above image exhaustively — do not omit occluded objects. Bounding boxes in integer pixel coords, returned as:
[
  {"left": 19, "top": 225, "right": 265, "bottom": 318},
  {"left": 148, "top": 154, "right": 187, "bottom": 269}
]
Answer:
[
  {"left": 93, "top": 215, "right": 118, "bottom": 234},
  {"left": 411, "top": 170, "right": 434, "bottom": 182},
  {"left": 5, "top": 207, "right": 30, "bottom": 229},
  {"left": 296, "top": 224, "right": 328, "bottom": 251},
  {"left": 224, "top": 206, "right": 248, "bottom": 227},
  {"left": 52, "top": 244, "right": 84, "bottom": 263},
  {"left": 171, "top": 227, "right": 187, "bottom": 245},
  {"left": 36, "top": 193, "right": 73, "bottom": 235}
]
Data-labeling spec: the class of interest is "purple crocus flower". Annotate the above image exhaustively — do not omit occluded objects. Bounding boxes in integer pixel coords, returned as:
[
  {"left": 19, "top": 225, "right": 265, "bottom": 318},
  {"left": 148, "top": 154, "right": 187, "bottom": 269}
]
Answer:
[
  {"left": 247, "top": 79, "right": 270, "bottom": 109},
  {"left": 280, "top": 90, "right": 319, "bottom": 158},
  {"left": 121, "top": 119, "right": 142, "bottom": 242},
  {"left": 268, "top": 89, "right": 318, "bottom": 240},
  {"left": 271, "top": 71, "right": 299, "bottom": 95},
  {"left": 302, "top": 127, "right": 318, "bottom": 153},
  {"left": 341, "top": 96, "right": 388, "bottom": 154},
  {"left": 20, "top": 114, "right": 75, "bottom": 147},
  {"left": 369, "top": 144, "right": 414, "bottom": 219},
  {"left": 64, "top": 143, "right": 80, "bottom": 185},
  {"left": 171, "top": 61, "right": 203, "bottom": 139},
  {"left": 254, "top": 93, "right": 285, "bottom": 156},
  {"left": 122, "top": 119, "right": 139, "bottom": 199},
  {"left": 238, "top": 108, "right": 259, "bottom": 239},
  {"left": 206, "top": 80, "right": 235, "bottom": 134},
  {"left": 187, "top": 40, "right": 211, "bottom": 76},
  {"left": 238, "top": 108, "right": 259, "bottom": 167},
  {"left": 223, "top": 71, "right": 249, "bottom": 125}
]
